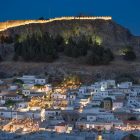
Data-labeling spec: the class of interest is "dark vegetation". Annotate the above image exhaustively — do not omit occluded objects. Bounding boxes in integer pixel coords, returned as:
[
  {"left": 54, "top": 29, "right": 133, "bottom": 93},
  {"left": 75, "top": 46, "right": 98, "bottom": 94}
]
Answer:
[
  {"left": 128, "top": 117, "right": 137, "bottom": 121},
  {"left": 123, "top": 46, "right": 136, "bottom": 61},
  {"left": 13, "top": 78, "right": 24, "bottom": 85},
  {"left": 0, "top": 55, "right": 3, "bottom": 62},
  {"left": 86, "top": 44, "right": 114, "bottom": 65},
  {"left": 5, "top": 100, "right": 16, "bottom": 107},
  {"left": 14, "top": 33, "right": 58, "bottom": 62},
  {"left": 0, "top": 35, "right": 13, "bottom": 44},
  {"left": 122, "top": 134, "right": 139, "bottom": 140},
  {"left": 115, "top": 73, "right": 138, "bottom": 84},
  {"left": 13, "top": 32, "right": 114, "bottom": 65}
]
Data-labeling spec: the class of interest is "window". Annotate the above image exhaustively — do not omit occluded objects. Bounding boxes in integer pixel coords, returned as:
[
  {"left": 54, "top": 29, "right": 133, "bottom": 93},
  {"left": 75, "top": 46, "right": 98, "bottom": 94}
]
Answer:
[{"left": 90, "top": 117, "right": 93, "bottom": 119}]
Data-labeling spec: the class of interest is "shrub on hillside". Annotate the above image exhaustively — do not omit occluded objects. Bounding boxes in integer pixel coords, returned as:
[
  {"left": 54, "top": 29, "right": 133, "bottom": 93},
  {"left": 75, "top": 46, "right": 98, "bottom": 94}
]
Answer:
[
  {"left": 0, "top": 55, "right": 3, "bottom": 62},
  {"left": 86, "top": 44, "right": 114, "bottom": 65},
  {"left": 14, "top": 33, "right": 58, "bottom": 62},
  {"left": 123, "top": 46, "right": 136, "bottom": 61}
]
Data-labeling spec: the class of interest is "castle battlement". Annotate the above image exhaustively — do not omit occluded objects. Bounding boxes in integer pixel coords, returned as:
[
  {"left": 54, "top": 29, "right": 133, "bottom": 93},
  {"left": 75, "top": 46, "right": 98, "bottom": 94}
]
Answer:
[{"left": 0, "top": 16, "right": 112, "bottom": 32}]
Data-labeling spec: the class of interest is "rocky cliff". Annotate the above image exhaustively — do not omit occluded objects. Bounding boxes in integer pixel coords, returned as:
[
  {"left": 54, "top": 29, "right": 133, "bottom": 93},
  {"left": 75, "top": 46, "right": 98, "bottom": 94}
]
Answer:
[
  {"left": 0, "top": 18, "right": 140, "bottom": 81},
  {"left": 0, "top": 18, "right": 140, "bottom": 57}
]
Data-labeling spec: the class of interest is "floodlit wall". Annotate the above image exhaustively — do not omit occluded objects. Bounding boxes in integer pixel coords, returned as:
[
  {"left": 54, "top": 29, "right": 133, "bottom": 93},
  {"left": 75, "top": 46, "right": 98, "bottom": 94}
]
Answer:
[{"left": 0, "top": 16, "right": 112, "bottom": 32}]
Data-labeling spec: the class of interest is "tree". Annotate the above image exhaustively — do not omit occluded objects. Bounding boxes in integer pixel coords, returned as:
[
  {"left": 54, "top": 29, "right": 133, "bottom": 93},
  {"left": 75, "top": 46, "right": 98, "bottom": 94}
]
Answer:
[
  {"left": 123, "top": 51, "right": 136, "bottom": 61},
  {"left": 123, "top": 46, "right": 136, "bottom": 61},
  {"left": 0, "top": 55, "right": 3, "bottom": 62},
  {"left": 86, "top": 44, "right": 114, "bottom": 65},
  {"left": 128, "top": 117, "right": 137, "bottom": 121},
  {"left": 64, "top": 45, "right": 73, "bottom": 57},
  {"left": 13, "top": 79, "right": 24, "bottom": 85},
  {"left": 64, "top": 36, "right": 90, "bottom": 58},
  {"left": 55, "top": 35, "right": 65, "bottom": 52},
  {"left": 14, "top": 32, "right": 58, "bottom": 62},
  {"left": 122, "top": 134, "right": 138, "bottom": 140},
  {"left": 5, "top": 100, "right": 15, "bottom": 107},
  {"left": 13, "top": 53, "right": 19, "bottom": 61},
  {"left": 115, "top": 73, "right": 136, "bottom": 84},
  {"left": 0, "top": 35, "right": 13, "bottom": 44}
]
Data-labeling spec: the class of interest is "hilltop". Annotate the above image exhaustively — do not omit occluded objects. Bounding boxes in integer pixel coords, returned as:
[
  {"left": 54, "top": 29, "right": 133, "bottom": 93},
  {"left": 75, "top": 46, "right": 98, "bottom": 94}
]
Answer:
[
  {"left": 0, "top": 17, "right": 140, "bottom": 82},
  {"left": 0, "top": 17, "right": 139, "bottom": 54}
]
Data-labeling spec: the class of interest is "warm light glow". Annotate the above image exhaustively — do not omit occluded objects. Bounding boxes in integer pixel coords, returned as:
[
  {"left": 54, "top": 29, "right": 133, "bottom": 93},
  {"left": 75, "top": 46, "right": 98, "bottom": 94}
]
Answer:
[{"left": 0, "top": 16, "right": 112, "bottom": 32}]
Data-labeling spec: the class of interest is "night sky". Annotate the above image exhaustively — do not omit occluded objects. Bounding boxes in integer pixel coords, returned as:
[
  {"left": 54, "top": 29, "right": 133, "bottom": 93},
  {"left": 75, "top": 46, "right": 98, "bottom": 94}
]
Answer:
[{"left": 1, "top": 0, "right": 140, "bottom": 35}]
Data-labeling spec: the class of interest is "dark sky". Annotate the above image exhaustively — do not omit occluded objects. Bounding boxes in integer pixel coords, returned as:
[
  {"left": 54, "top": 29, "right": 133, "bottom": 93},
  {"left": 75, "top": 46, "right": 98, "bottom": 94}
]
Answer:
[{"left": 1, "top": 0, "right": 140, "bottom": 35}]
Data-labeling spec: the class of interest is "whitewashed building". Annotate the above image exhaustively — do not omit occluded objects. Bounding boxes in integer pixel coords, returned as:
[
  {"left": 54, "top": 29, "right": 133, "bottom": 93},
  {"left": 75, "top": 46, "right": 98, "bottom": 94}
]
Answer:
[
  {"left": 22, "top": 89, "right": 30, "bottom": 96},
  {"left": 35, "top": 79, "right": 46, "bottom": 85},
  {"left": 118, "top": 82, "right": 132, "bottom": 89},
  {"left": 51, "top": 93, "right": 67, "bottom": 100}
]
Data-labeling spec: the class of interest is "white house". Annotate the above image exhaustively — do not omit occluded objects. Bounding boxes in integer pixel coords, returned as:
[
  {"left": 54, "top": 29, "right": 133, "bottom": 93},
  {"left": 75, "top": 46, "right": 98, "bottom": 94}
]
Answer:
[
  {"left": 86, "top": 112, "right": 115, "bottom": 122},
  {"left": 45, "top": 84, "right": 52, "bottom": 92},
  {"left": 23, "top": 83, "right": 34, "bottom": 89},
  {"left": 97, "top": 113, "right": 115, "bottom": 121},
  {"left": 79, "top": 86, "right": 88, "bottom": 94},
  {"left": 127, "top": 98, "right": 140, "bottom": 107},
  {"left": 35, "top": 79, "right": 46, "bottom": 85},
  {"left": 89, "top": 100, "right": 101, "bottom": 106},
  {"left": 18, "top": 75, "right": 46, "bottom": 85},
  {"left": 0, "top": 95, "right": 5, "bottom": 105},
  {"left": 87, "top": 114, "right": 96, "bottom": 122},
  {"left": 90, "top": 85, "right": 101, "bottom": 94},
  {"left": 83, "top": 107, "right": 107, "bottom": 114},
  {"left": 0, "top": 109, "right": 26, "bottom": 119},
  {"left": 100, "top": 80, "right": 116, "bottom": 91},
  {"left": 0, "top": 109, "right": 16, "bottom": 119},
  {"left": 118, "top": 82, "right": 132, "bottom": 89},
  {"left": 4, "top": 94, "right": 23, "bottom": 101},
  {"left": 129, "top": 91, "right": 138, "bottom": 98},
  {"left": 9, "top": 85, "right": 18, "bottom": 91},
  {"left": 16, "top": 102, "right": 28, "bottom": 109},
  {"left": 113, "top": 101, "right": 123, "bottom": 110},
  {"left": 51, "top": 93, "right": 67, "bottom": 100},
  {"left": 131, "top": 85, "right": 140, "bottom": 93},
  {"left": 22, "top": 89, "right": 30, "bottom": 96},
  {"left": 79, "top": 97, "right": 90, "bottom": 106},
  {"left": 45, "top": 109, "right": 61, "bottom": 117},
  {"left": 76, "top": 112, "right": 122, "bottom": 131},
  {"left": 0, "top": 80, "right": 4, "bottom": 85},
  {"left": 55, "top": 123, "right": 68, "bottom": 133},
  {"left": 24, "top": 110, "right": 41, "bottom": 119},
  {"left": 0, "top": 100, "right": 5, "bottom": 105},
  {"left": 18, "top": 75, "right": 36, "bottom": 84},
  {"left": 93, "top": 91, "right": 109, "bottom": 100},
  {"left": 69, "top": 94, "right": 76, "bottom": 100}
]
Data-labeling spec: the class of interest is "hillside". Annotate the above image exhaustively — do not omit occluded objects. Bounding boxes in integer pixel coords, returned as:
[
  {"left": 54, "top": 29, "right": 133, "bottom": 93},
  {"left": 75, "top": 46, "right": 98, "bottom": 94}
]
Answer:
[
  {"left": 0, "top": 17, "right": 140, "bottom": 82},
  {"left": 0, "top": 17, "right": 140, "bottom": 56}
]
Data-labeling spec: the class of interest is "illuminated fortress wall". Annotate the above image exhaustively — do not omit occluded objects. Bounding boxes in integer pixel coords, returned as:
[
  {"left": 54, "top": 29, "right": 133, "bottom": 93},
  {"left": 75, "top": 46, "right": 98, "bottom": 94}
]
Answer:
[{"left": 0, "top": 16, "right": 112, "bottom": 32}]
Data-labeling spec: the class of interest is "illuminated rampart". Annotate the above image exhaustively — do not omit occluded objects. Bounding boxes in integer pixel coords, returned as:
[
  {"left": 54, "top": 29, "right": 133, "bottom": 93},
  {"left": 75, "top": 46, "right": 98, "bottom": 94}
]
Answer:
[{"left": 0, "top": 16, "right": 112, "bottom": 32}]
